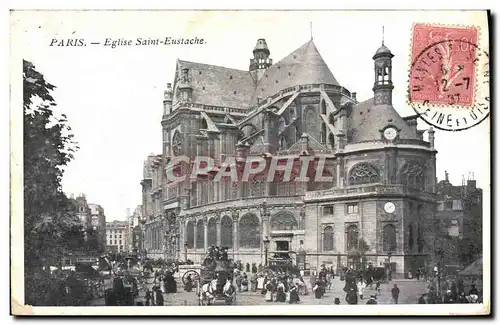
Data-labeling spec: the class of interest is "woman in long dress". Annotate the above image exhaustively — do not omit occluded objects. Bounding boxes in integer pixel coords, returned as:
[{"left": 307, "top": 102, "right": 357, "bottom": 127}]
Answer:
[
  {"left": 276, "top": 280, "right": 286, "bottom": 302},
  {"left": 264, "top": 280, "right": 273, "bottom": 302},
  {"left": 289, "top": 282, "right": 300, "bottom": 304}
]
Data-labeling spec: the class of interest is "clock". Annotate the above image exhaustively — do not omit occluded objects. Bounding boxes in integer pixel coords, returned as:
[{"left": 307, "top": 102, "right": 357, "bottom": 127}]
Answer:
[
  {"left": 383, "top": 127, "right": 398, "bottom": 141},
  {"left": 384, "top": 202, "right": 396, "bottom": 214},
  {"left": 171, "top": 131, "right": 183, "bottom": 156}
]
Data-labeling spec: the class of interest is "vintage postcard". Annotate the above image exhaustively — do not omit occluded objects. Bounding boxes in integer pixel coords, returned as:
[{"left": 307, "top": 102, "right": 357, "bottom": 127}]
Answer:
[{"left": 10, "top": 10, "right": 491, "bottom": 316}]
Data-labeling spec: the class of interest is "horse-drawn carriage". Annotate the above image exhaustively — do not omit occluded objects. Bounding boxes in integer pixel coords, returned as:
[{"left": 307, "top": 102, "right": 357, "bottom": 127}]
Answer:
[{"left": 197, "top": 256, "right": 236, "bottom": 305}]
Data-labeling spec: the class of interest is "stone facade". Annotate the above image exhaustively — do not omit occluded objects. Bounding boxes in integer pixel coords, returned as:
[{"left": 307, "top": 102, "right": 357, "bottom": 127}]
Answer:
[{"left": 141, "top": 38, "right": 439, "bottom": 274}]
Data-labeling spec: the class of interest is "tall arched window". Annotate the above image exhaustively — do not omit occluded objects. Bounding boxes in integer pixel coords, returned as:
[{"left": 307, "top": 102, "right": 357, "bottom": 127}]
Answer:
[
  {"left": 328, "top": 112, "right": 335, "bottom": 125},
  {"left": 323, "top": 226, "right": 334, "bottom": 251},
  {"left": 271, "top": 212, "right": 298, "bottom": 231},
  {"left": 408, "top": 223, "right": 414, "bottom": 251},
  {"left": 200, "top": 118, "right": 208, "bottom": 129},
  {"left": 346, "top": 224, "right": 359, "bottom": 250},
  {"left": 196, "top": 219, "right": 205, "bottom": 249},
  {"left": 186, "top": 221, "right": 194, "bottom": 249},
  {"left": 320, "top": 123, "right": 327, "bottom": 144},
  {"left": 383, "top": 224, "right": 397, "bottom": 252},
  {"left": 400, "top": 161, "right": 425, "bottom": 190},
  {"left": 328, "top": 133, "right": 335, "bottom": 149},
  {"left": 221, "top": 216, "right": 233, "bottom": 248},
  {"left": 250, "top": 174, "right": 266, "bottom": 197},
  {"left": 304, "top": 107, "right": 318, "bottom": 140},
  {"left": 207, "top": 218, "right": 217, "bottom": 247},
  {"left": 348, "top": 163, "right": 380, "bottom": 185},
  {"left": 321, "top": 99, "right": 327, "bottom": 115},
  {"left": 239, "top": 214, "right": 260, "bottom": 248}
]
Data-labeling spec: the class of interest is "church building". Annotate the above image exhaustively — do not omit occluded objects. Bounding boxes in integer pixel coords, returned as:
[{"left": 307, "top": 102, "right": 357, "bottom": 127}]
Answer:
[{"left": 141, "top": 37, "right": 438, "bottom": 275}]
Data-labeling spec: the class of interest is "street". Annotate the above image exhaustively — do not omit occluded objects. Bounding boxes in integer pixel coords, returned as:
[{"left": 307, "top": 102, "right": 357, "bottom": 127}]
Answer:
[{"left": 90, "top": 274, "right": 428, "bottom": 306}]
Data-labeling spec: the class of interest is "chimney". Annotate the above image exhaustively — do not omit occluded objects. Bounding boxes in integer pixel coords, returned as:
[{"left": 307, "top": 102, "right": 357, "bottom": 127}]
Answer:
[{"left": 351, "top": 92, "right": 357, "bottom": 101}]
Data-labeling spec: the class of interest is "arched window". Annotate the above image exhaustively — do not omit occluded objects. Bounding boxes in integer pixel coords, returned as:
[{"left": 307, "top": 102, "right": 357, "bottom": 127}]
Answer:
[
  {"left": 400, "top": 162, "right": 426, "bottom": 190},
  {"left": 271, "top": 212, "right": 298, "bottom": 231},
  {"left": 408, "top": 224, "right": 414, "bottom": 251},
  {"left": 200, "top": 118, "right": 208, "bottom": 130},
  {"left": 328, "top": 133, "right": 335, "bottom": 149},
  {"left": 221, "top": 216, "right": 233, "bottom": 248},
  {"left": 348, "top": 163, "right": 380, "bottom": 185},
  {"left": 323, "top": 226, "right": 334, "bottom": 251},
  {"left": 278, "top": 117, "right": 286, "bottom": 134},
  {"left": 239, "top": 214, "right": 260, "bottom": 248},
  {"left": 320, "top": 123, "right": 327, "bottom": 144},
  {"left": 250, "top": 174, "right": 266, "bottom": 197},
  {"left": 383, "top": 224, "right": 397, "bottom": 252},
  {"left": 346, "top": 224, "right": 359, "bottom": 250},
  {"left": 186, "top": 221, "right": 194, "bottom": 249},
  {"left": 196, "top": 219, "right": 205, "bottom": 249},
  {"left": 321, "top": 99, "right": 327, "bottom": 115},
  {"left": 207, "top": 218, "right": 217, "bottom": 247},
  {"left": 304, "top": 107, "right": 318, "bottom": 140}
]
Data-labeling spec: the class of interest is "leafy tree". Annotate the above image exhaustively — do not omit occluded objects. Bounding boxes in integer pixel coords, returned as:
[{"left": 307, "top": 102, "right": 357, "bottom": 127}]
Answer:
[{"left": 23, "top": 59, "right": 80, "bottom": 271}]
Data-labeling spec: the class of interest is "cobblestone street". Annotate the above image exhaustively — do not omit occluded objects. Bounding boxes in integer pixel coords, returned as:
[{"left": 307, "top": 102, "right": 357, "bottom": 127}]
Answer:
[{"left": 91, "top": 275, "right": 428, "bottom": 306}]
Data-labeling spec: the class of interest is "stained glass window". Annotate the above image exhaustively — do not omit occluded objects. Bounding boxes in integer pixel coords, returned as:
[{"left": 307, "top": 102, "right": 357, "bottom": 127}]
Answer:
[
  {"left": 346, "top": 224, "right": 359, "bottom": 250},
  {"left": 207, "top": 218, "right": 217, "bottom": 247},
  {"left": 196, "top": 219, "right": 205, "bottom": 249},
  {"left": 271, "top": 212, "right": 298, "bottom": 231},
  {"left": 400, "top": 161, "right": 425, "bottom": 190},
  {"left": 239, "top": 214, "right": 260, "bottom": 248},
  {"left": 348, "top": 163, "right": 380, "bottom": 185},
  {"left": 221, "top": 215, "right": 233, "bottom": 248}
]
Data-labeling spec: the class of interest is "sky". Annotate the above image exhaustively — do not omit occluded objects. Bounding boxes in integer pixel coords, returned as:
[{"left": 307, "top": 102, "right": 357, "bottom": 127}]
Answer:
[{"left": 12, "top": 10, "right": 490, "bottom": 221}]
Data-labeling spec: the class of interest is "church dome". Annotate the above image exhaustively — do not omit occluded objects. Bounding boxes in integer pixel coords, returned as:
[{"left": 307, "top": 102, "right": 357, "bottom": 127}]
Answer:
[{"left": 253, "top": 38, "right": 270, "bottom": 55}]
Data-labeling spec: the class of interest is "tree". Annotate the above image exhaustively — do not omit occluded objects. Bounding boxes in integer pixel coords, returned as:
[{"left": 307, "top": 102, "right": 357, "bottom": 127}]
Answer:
[{"left": 23, "top": 59, "right": 80, "bottom": 271}]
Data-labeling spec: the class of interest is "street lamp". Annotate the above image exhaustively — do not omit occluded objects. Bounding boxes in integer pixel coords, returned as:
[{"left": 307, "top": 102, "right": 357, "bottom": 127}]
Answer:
[
  {"left": 263, "top": 236, "right": 270, "bottom": 267},
  {"left": 387, "top": 252, "right": 392, "bottom": 281}
]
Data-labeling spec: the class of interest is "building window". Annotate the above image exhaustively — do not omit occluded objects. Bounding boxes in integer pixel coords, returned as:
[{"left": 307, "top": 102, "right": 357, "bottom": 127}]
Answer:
[
  {"left": 186, "top": 221, "right": 194, "bottom": 249},
  {"left": 347, "top": 203, "right": 359, "bottom": 214},
  {"left": 408, "top": 224, "right": 414, "bottom": 251},
  {"left": 196, "top": 219, "right": 205, "bottom": 249},
  {"left": 239, "top": 213, "right": 260, "bottom": 248},
  {"left": 346, "top": 224, "right": 359, "bottom": 250},
  {"left": 323, "top": 226, "right": 334, "bottom": 251},
  {"left": 400, "top": 161, "right": 425, "bottom": 190},
  {"left": 323, "top": 205, "right": 334, "bottom": 215},
  {"left": 320, "top": 123, "right": 327, "bottom": 144},
  {"left": 231, "top": 182, "right": 239, "bottom": 200},
  {"left": 207, "top": 218, "right": 217, "bottom": 247},
  {"left": 417, "top": 225, "right": 424, "bottom": 253},
  {"left": 271, "top": 212, "right": 298, "bottom": 231},
  {"left": 221, "top": 215, "right": 233, "bottom": 248},
  {"left": 383, "top": 224, "right": 397, "bottom": 252},
  {"left": 348, "top": 163, "right": 380, "bottom": 185},
  {"left": 304, "top": 107, "right": 318, "bottom": 140}
]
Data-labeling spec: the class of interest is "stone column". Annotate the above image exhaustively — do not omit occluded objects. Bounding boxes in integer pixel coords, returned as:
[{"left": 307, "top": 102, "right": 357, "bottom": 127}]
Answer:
[
  {"left": 203, "top": 217, "right": 208, "bottom": 252},
  {"left": 260, "top": 202, "right": 270, "bottom": 239},
  {"left": 216, "top": 216, "right": 221, "bottom": 246},
  {"left": 232, "top": 209, "right": 239, "bottom": 259}
]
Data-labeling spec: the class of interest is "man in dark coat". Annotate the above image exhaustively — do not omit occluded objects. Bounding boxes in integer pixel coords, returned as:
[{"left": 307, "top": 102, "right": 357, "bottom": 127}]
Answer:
[{"left": 346, "top": 287, "right": 358, "bottom": 305}]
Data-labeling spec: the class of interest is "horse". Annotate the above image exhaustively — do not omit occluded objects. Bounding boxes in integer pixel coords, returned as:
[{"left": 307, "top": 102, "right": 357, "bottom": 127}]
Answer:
[{"left": 198, "top": 279, "right": 218, "bottom": 305}]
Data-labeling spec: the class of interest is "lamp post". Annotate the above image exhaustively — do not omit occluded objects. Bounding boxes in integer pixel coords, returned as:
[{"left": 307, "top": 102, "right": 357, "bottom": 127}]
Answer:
[
  {"left": 387, "top": 252, "right": 392, "bottom": 281},
  {"left": 263, "top": 236, "right": 270, "bottom": 267},
  {"left": 184, "top": 240, "right": 188, "bottom": 262}
]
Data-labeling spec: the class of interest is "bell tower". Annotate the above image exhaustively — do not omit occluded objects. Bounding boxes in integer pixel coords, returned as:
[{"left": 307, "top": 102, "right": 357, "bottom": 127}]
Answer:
[
  {"left": 372, "top": 37, "right": 394, "bottom": 105},
  {"left": 249, "top": 38, "right": 272, "bottom": 82}
]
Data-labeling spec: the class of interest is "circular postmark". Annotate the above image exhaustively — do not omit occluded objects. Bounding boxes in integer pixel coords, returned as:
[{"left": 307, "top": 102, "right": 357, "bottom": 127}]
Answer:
[{"left": 408, "top": 39, "right": 489, "bottom": 131}]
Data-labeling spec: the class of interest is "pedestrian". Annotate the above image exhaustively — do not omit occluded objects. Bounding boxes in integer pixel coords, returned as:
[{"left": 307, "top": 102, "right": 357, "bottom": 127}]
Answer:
[
  {"left": 334, "top": 297, "right": 340, "bottom": 305},
  {"left": 346, "top": 287, "right": 358, "bottom": 305},
  {"left": 357, "top": 280, "right": 366, "bottom": 300},
  {"left": 155, "top": 289, "right": 164, "bottom": 306},
  {"left": 289, "top": 282, "right": 300, "bottom": 304},
  {"left": 375, "top": 279, "right": 381, "bottom": 294},
  {"left": 391, "top": 284, "right": 400, "bottom": 304}
]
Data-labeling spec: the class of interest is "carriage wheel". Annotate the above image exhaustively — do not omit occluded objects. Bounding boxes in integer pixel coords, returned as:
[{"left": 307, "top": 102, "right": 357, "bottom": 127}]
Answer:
[{"left": 182, "top": 270, "right": 200, "bottom": 285}]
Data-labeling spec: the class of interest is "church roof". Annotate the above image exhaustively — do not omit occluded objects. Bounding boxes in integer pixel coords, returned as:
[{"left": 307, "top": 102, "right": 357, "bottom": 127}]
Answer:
[
  {"left": 347, "top": 97, "right": 416, "bottom": 143},
  {"left": 374, "top": 44, "right": 392, "bottom": 56},
  {"left": 251, "top": 40, "right": 340, "bottom": 104},
  {"left": 175, "top": 60, "right": 255, "bottom": 109}
]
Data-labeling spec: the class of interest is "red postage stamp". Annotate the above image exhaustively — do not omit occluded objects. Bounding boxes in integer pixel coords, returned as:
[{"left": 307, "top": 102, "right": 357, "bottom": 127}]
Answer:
[{"left": 409, "top": 24, "right": 478, "bottom": 107}]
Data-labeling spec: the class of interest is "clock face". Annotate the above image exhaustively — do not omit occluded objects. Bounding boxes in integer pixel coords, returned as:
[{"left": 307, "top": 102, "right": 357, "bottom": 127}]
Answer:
[
  {"left": 384, "top": 202, "right": 396, "bottom": 214},
  {"left": 384, "top": 127, "right": 397, "bottom": 141}
]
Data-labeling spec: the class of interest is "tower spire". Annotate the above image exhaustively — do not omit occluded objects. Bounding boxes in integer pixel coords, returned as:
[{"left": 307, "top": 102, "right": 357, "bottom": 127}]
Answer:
[
  {"left": 382, "top": 25, "right": 385, "bottom": 45},
  {"left": 310, "top": 22, "right": 313, "bottom": 40}
]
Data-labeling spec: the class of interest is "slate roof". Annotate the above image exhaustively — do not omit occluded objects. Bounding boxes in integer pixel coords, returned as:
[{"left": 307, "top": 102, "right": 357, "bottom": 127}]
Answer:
[
  {"left": 173, "top": 40, "right": 340, "bottom": 109},
  {"left": 347, "top": 97, "right": 417, "bottom": 142},
  {"left": 174, "top": 60, "right": 255, "bottom": 109},
  {"left": 251, "top": 40, "right": 340, "bottom": 104}
]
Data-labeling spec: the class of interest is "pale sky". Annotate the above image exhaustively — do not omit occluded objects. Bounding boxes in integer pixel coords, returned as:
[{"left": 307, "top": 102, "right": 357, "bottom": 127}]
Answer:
[{"left": 12, "top": 10, "right": 490, "bottom": 221}]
